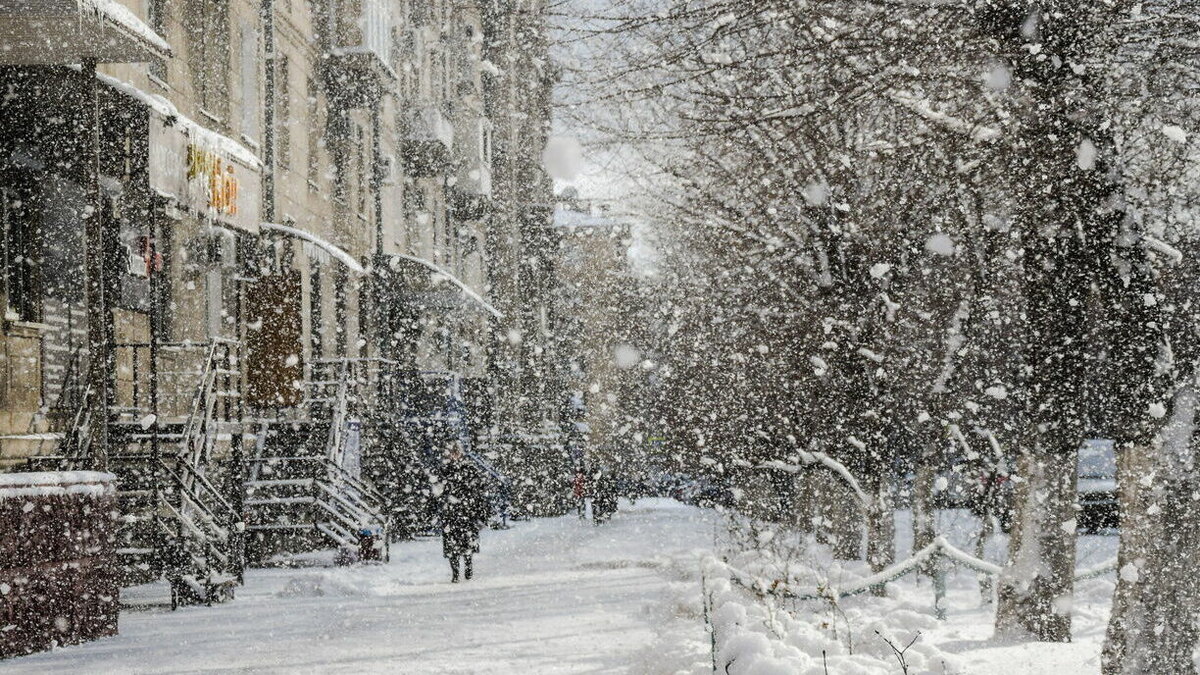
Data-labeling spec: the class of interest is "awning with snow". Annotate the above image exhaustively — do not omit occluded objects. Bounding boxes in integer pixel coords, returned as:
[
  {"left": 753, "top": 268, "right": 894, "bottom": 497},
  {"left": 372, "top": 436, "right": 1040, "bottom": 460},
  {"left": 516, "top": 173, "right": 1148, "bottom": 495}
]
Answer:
[
  {"left": 0, "top": 0, "right": 171, "bottom": 65},
  {"left": 260, "top": 222, "right": 367, "bottom": 275},
  {"left": 95, "top": 71, "right": 263, "bottom": 233},
  {"left": 385, "top": 253, "right": 503, "bottom": 319}
]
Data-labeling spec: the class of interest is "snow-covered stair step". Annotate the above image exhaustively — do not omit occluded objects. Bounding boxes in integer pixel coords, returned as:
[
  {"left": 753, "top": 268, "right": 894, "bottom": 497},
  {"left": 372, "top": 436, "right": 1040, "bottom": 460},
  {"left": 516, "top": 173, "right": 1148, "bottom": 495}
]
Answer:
[{"left": 315, "top": 522, "right": 355, "bottom": 549}]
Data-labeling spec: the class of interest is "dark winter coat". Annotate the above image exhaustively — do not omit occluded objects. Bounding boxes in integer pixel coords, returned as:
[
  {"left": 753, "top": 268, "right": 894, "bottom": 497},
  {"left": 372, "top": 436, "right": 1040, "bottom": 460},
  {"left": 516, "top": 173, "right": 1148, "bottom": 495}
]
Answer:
[{"left": 440, "top": 458, "right": 488, "bottom": 559}]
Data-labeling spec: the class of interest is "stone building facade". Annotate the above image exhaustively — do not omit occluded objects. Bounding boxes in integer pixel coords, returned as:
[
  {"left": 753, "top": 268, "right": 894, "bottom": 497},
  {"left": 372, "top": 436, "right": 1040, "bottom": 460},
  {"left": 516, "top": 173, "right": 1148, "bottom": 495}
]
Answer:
[
  {"left": 0, "top": 0, "right": 566, "bottom": 577},
  {"left": 480, "top": 0, "right": 570, "bottom": 511},
  {"left": 554, "top": 197, "right": 658, "bottom": 477}
]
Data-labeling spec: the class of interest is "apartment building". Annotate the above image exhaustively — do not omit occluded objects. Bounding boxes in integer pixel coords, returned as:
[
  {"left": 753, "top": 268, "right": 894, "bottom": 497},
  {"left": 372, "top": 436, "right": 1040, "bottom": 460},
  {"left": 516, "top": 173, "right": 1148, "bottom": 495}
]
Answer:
[
  {"left": 0, "top": 0, "right": 564, "bottom": 601},
  {"left": 481, "top": 0, "right": 570, "bottom": 513}
]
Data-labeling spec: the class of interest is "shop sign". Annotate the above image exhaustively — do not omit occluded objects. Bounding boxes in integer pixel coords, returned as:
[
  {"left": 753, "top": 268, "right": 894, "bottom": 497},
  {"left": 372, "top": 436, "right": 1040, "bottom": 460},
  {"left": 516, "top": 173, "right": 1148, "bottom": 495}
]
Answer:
[
  {"left": 186, "top": 144, "right": 239, "bottom": 216},
  {"left": 149, "top": 114, "right": 261, "bottom": 233}
]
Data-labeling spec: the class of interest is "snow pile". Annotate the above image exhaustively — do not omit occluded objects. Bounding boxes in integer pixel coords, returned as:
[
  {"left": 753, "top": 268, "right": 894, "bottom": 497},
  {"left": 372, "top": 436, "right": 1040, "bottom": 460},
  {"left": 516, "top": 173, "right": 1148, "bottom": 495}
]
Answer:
[
  {"left": 94, "top": 72, "right": 261, "bottom": 170},
  {"left": 0, "top": 471, "right": 114, "bottom": 499},
  {"left": 276, "top": 565, "right": 417, "bottom": 598},
  {"left": 701, "top": 555, "right": 960, "bottom": 674}
]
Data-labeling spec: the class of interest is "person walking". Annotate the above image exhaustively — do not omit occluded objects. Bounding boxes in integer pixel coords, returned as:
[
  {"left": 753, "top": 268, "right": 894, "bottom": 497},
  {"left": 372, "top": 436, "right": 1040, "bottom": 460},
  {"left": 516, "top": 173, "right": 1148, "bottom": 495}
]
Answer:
[
  {"left": 440, "top": 444, "right": 488, "bottom": 583},
  {"left": 572, "top": 467, "right": 587, "bottom": 519},
  {"left": 592, "top": 466, "right": 618, "bottom": 524}
]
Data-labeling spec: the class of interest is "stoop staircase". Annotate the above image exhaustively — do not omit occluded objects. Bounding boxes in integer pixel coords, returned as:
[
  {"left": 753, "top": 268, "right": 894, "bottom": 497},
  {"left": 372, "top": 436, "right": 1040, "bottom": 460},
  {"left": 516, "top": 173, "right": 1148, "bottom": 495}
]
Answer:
[
  {"left": 244, "top": 358, "right": 389, "bottom": 562},
  {"left": 29, "top": 339, "right": 246, "bottom": 608}
]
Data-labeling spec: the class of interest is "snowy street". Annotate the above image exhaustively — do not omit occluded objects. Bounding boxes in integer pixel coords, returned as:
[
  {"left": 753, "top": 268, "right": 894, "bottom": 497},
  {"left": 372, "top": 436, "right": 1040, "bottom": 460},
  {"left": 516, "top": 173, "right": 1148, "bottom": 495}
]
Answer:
[
  {"left": 2, "top": 0, "right": 1197, "bottom": 670},
  {"left": 3, "top": 498, "right": 1134, "bottom": 674},
  {"left": 1, "top": 500, "right": 717, "bottom": 674}
]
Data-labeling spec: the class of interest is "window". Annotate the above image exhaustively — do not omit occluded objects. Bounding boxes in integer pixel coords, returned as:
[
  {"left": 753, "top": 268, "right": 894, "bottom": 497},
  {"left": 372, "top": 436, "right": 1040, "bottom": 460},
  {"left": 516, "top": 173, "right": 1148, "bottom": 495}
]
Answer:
[
  {"left": 309, "top": 264, "right": 323, "bottom": 359},
  {"left": 306, "top": 77, "right": 321, "bottom": 189},
  {"left": 147, "top": 0, "right": 167, "bottom": 83},
  {"left": 277, "top": 55, "right": 291, "bottom": 169},
  {"left": 363, "top": 0, "right": 391, "bottom": 64},
  {"left": 404, "top": 184, "right": 425, "bottom": 254},
  {"left": 0, "top": 181, "right": 41, "bottom": 323},
  {"left": 356, "top": 125, "right": 367, "bottom": 215},
  {"left": 186, "top": 0, "right": 231, "bottom": 119},
  {"left": 240, "top": 24, "right": 260, "bottom": 142}
]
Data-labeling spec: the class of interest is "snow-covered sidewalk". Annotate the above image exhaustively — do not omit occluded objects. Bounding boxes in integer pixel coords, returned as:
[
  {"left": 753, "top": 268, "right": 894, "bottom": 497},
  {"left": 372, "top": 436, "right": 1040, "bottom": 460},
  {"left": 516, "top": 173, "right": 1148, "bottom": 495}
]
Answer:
[
  {"left": 1, "top": 499, "right": 716, "bottom": 674},
  {"left": 2, "top": 501, "right": 1141, "bottom": 674}
]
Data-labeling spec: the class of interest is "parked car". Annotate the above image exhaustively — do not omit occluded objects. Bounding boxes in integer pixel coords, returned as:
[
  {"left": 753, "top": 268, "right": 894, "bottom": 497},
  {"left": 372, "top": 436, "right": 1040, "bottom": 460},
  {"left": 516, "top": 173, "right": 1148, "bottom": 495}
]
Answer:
[
  {"left": 1078, "top": 438, "right": 1118, "bottom": 532},
  {"left": 671, "top": 478, "right": 732, "bottom": 509}
]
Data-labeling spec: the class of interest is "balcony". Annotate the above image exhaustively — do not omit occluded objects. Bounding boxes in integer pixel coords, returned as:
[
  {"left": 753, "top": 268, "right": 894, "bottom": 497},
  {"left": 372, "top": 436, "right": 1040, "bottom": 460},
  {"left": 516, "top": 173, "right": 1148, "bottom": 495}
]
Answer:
[
  {"left": 0, "top": 0, "right": 171, "bottom": 65},
  {"left": 324, "top": 0, "right": 394, "bottom": 100},
  {"left": 448, "top": 115, "right": 491, "bottom": 220},
  {"left": 402, "top": 104, "right": 454, "bottom": 176},
  {"left": 456, "top": 160, "right": 492, "bottom": 197}
]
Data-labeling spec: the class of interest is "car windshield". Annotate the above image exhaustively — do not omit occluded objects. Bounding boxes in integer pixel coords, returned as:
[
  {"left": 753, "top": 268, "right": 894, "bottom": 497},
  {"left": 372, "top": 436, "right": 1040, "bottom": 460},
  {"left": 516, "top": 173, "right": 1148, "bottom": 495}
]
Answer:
[{"left": 1078, "top": 439, "right": 1116, "bottom": 478}]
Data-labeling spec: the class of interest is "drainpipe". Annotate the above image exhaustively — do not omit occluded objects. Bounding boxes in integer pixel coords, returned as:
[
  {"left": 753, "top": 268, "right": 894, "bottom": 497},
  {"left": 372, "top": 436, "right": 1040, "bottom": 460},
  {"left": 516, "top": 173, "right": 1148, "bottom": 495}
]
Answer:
[
  {"left": 262, "top": 0, "right": 276, "bottom": 225},
  {"left": 83, "top": 58, "right": 111, "bottom": 471},
  {"left": 368, "top": 93, "right": 384, "bottom": 366}
]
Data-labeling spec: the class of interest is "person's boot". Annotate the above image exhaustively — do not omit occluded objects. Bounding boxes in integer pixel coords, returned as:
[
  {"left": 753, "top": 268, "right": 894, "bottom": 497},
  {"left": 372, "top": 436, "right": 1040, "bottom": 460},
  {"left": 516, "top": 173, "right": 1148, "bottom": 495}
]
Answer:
[
  {"left": 450, "top": 558, "right": 460, "bottom": 583},
  {"left": 464, "top": 556, "right": 473, "bottom": 581}
]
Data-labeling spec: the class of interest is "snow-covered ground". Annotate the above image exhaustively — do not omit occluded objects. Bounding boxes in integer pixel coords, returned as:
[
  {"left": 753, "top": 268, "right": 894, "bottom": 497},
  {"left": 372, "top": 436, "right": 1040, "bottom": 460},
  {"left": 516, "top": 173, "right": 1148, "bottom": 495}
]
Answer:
[
  {"left": 0, "top": 500, "right": 1151, "bottom": 674},
  {"left": 695, "top": 508, "right": 1124, "bottom": 674},
  {"left": 0, "top": 499, "right": 716, "bottom": 674}
]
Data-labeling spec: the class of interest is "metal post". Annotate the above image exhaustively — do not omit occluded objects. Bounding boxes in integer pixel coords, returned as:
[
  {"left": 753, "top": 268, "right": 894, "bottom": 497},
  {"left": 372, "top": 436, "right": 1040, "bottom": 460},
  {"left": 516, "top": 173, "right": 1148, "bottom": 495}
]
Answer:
[
  {"left": 229, "top": 341, "right": 246, "bottom": 582},
  {"left": 701, "top": 567, "right": 717, "bottom": 673},
  {"left": 83, "top": 58, "right": 111, "bottom": 471},
  {"left": 932, "top": 550, "right": 948, "bottom": 620}
]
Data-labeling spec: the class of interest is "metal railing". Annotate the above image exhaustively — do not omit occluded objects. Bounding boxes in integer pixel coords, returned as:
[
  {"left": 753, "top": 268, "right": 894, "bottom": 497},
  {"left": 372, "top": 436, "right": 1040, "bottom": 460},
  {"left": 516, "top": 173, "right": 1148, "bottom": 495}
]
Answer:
[{"left": 719, "top": 538, "right": 1118, "bottom": 620}]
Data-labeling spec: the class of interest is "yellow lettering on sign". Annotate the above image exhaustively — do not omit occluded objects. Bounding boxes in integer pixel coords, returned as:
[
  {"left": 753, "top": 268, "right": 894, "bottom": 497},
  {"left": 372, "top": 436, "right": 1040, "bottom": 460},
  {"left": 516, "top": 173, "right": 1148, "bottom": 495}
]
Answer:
[{"left": 186, "top": 143, "right": 240, "bottom": 217}]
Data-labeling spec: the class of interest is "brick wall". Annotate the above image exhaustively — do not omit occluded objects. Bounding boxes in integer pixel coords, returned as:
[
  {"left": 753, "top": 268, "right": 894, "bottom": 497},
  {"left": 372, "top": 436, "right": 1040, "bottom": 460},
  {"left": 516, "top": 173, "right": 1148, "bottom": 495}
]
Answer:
[{"left": 0, "top": 471, "right": 118, "bottom": 659}]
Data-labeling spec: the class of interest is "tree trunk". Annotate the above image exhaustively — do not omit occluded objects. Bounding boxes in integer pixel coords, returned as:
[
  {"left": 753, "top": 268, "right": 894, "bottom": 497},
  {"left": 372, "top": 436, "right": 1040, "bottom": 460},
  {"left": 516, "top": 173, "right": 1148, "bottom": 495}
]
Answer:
[
  {"left": 792, "top": 466, "right": 817, "bottom": 533},
  {"left": 911, "top": 431, "right": 938, "bottom": 575},
  {"left": 1103, "top": 384, "right": 1200, "bottom": 673},
  {"left": 866, "top": 478, "right": 895, "bottom": 595},
  {"left": 1101, "top": 438, "right": 1157, "bottom": 671},
  {"left": 994, "top": 440, "right": 1079, "bottom": 641},
  {"left": 825, "top": 478, "right": 863, "bottom": 560}
]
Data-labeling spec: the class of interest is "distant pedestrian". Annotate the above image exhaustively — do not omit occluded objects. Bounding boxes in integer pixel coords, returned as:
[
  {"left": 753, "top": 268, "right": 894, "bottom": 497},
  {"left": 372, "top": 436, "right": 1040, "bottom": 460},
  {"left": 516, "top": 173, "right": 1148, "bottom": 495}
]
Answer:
[
  {"left": 440, "top": 444, "right": 488, "bottom": 582},
  {"left": 573, "top": 468, "right": 587, "bottom": 518},
  {"left": 592, "top": 467, "right": 618, "bottom": 524}
]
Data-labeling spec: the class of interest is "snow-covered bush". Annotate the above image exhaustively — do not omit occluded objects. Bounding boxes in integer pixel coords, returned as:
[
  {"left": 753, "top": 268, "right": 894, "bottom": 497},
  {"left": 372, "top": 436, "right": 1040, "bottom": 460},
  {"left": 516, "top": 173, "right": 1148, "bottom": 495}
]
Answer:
[{"left": 703, "top": 517, "right": 961, "bottom": 674}]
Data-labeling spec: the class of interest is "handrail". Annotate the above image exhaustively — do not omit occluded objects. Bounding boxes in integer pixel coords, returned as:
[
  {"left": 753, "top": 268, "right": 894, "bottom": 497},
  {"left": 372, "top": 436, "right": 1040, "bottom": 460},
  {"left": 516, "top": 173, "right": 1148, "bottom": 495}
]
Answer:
[
  {"left": 718, "top": 537, "right": 1119, "bottom": 620},
  {"left": 321, "top": 360, "right": 352, "bottom": 466},
  {"left": 113, "top": 338, "right": 240, "bottom": 348},
  {"left": 311, "top": 357, "right": 403, "bottom": 366},
  {"left": 65, "top": 383, "right": 94, "bottom": 459},
  {"left": 325, "top": 455, "right": 386, "bottom": 503},
  {"left": 181, "top": 342, "right": 220, "bottom": 466},
  {"left": 246, "top": 454, "right": 385, "bottom": 508},
  {"left": 164, "top": 456, "right": 238, "bottom": 522},
  {"left": 29, "top": 348, "right": 84, "bottom": 433},
  {"left": 157, "top": 339, "right": 243, "bottom": 591}
]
